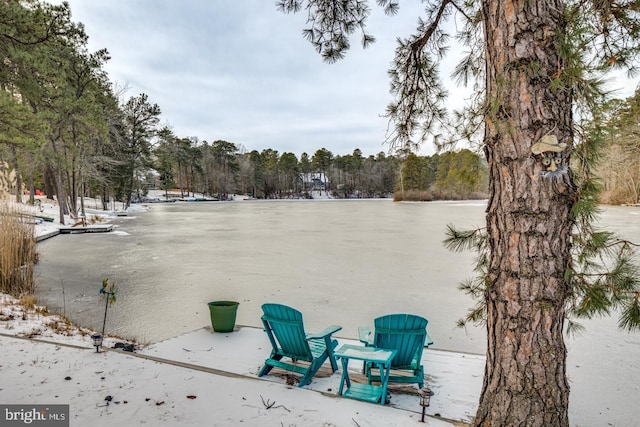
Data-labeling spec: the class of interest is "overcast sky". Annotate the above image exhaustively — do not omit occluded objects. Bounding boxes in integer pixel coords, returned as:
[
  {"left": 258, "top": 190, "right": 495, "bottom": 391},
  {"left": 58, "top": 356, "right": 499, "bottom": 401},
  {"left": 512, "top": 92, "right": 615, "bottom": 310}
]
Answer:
[
  {"left": 57, "top": 1, "right": 453, "bottom": 157},
  {"left": 60, "top": 1, "right": 638, "bottom": 159}
]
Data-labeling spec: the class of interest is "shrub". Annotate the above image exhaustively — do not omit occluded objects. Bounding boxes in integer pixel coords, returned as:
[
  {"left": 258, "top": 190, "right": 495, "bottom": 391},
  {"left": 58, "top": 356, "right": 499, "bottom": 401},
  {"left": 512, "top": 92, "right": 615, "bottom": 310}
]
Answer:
[{"left": 0, "top": 202, "right": 37, "bottom": 296}]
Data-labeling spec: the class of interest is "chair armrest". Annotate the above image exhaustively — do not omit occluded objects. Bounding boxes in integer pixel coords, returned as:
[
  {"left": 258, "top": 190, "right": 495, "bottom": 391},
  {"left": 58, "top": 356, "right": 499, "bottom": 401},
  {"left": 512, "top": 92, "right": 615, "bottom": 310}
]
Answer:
[
  {"left": 425, "top": 331, "right": 434, "bottom": 347},
  {"left": 358, "top": 326, "right": 373, "bottom": 345},
  {"left": 307, "top": 325, "right": 342, "bottom": 340}
]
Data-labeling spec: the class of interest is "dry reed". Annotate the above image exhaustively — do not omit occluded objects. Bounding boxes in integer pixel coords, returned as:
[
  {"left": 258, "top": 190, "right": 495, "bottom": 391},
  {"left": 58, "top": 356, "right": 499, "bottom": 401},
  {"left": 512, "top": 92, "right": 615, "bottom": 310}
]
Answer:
[{"left": 0, "top": 201, "right": 38, "bottom": 296}]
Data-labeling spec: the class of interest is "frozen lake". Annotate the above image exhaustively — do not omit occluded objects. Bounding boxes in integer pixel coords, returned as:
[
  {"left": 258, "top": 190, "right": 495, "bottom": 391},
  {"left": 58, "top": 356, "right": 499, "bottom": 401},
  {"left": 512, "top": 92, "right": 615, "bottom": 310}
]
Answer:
[
  {"left": 35, "top": 199, "right": 488, "bottom": 351},
  {"left": 36, "top": 199, "right": 640, "bottom": 353},
  {"left": 34, "top": 199, "right": 640, "bottom": 426}
]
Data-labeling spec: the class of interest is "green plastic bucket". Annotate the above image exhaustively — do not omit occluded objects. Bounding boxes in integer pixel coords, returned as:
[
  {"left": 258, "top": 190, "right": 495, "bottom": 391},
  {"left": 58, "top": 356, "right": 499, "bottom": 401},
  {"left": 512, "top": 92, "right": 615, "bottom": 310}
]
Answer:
[{"left": 207, "top": 301, "right": 239, "bottom": 332}]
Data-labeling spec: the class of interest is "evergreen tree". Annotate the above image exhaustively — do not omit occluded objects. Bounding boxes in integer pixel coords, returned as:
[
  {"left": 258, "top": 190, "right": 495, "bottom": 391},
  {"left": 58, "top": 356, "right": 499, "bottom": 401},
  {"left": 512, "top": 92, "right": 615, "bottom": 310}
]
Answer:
[
  {"left": 1, "top": 0, "right": 116, "bottom": 221},
  {"left": 154, "top": 127, "right": 178, "bottom": 199},
  {"left": 299, "top": 152, "right": 312, "bottom": 194},
  {"left": 208, "top": 139, "right": 239, "bottom": 199},
  {"left": 119, "top": 93, "right": 161, "bottom": 207},
  {"left": 248, "top": 149, "right": 265, "bottom": 198},
  {"left": 261, "top": 148, "right": 280, "bottom": 198},
  {"left": 1, "top": 1, "right": 67, "bottom": 204},
  {"left": 277, "top": 1, "right": 640, "bottom": 425},
  {"left": 401, "top": 153, "right": 426, "bottom": 191},
  {"left": 279, "top": 152, "right": 299, "bottom": 196},
  {"left": 312, "top": 147, "right": 333, "bottom": 194}
]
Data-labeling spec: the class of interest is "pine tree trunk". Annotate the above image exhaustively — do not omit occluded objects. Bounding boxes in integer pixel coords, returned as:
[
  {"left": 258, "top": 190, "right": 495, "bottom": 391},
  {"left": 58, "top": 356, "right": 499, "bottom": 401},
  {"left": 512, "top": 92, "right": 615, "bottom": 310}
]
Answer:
[
  {"left": 476, "top": 1, "right": 576, "bottom": 426},
  {"left": 102, "top": 185, "right": 109, "bottom": 210},
  {"left": 10, "top": 145, "right": 22, "bottom": 204},
  {"left": 44, "top": 165, "right": 55, "bottom": 200}
]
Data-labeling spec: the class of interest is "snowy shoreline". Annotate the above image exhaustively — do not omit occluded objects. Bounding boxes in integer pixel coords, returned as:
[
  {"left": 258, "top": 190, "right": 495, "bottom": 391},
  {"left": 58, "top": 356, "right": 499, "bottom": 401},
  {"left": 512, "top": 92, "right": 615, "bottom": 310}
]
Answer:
[{"left": 0, "top": 293, "right": 474, "bottom": 426}]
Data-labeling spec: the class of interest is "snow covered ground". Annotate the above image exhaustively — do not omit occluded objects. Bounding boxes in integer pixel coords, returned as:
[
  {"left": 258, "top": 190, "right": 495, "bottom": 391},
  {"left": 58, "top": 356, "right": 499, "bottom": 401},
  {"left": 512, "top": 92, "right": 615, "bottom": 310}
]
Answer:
[{"left": 0, "top": 293, "right": 473, "bottom": 426}]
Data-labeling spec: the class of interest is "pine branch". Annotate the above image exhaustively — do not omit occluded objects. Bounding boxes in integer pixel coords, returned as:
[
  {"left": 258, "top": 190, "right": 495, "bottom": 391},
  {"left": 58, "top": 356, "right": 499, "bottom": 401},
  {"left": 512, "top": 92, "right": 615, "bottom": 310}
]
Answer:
[
  {"left": 443, "top": 224, "right": 487, "bottom": 253},
  {"left": 618, "top": 297, "right": 640, "bottom": 331}
]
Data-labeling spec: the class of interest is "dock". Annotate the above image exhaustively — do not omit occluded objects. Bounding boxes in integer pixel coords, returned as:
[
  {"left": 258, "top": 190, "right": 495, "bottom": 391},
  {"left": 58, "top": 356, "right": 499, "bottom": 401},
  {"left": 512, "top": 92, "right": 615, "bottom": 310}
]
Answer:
[
  {"left": 35, "top": 230, "right": 60, "bottom": 242},
  {"left": 58, "top": 224, "right": 114, "bottom": 234}
]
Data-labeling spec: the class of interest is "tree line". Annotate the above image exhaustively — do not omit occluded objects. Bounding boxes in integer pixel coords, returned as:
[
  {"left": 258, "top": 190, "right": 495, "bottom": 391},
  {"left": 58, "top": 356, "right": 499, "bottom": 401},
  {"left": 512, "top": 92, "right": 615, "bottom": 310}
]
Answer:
[
  {"left": 152, "top": 138, "right": 489, "bottom": 201},
  {"left": 0, "top": 0, "right": 640, "bottom": 215},
  {"left": 3, "top": 1, "right": 637, "bottom": 217},
  {"left": 1, "top": 1, "right": 490, "bottom": 213}
]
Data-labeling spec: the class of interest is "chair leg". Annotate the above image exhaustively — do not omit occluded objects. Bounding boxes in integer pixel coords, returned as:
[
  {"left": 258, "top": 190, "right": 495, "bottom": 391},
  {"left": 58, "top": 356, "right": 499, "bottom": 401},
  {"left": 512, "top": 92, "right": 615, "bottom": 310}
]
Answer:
[
  {"left": 366, "top": 362, "right": 374, "bottom": 384},
  {"left": 328, "top": 353, "right": 339, "bottom": 372},
  {"left": 362, "top": 361, "right": 369, "bottom": 376},
  {"left": 258, "top": 363, "right": 273, "bottom": 377},
  {"left": 258, "top": 354, "right": 282, "bottom": 377},
  {"left": 298, "top": 363, "right": 319, "bottom": 387},
  {"left": 326, "top": 338, "right": 339, "bottom": 372}
]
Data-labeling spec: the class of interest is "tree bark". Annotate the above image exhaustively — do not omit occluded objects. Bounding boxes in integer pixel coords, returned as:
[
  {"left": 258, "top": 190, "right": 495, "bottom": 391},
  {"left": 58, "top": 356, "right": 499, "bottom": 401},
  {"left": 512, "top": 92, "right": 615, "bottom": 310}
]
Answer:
[
  {"left": 476, "top": 0, "right": 576, "bottom": 426},
  {"left": 44, "top": 165, "right": 55, "bottom": 200},
  {"left": 49, "top": 137, "right": 68, "bottom": 225},
  {"left": 102, "top": 185, "right": 109, "bottom": 210},
  {"left": 10, "top": 145, "right": 22, "bottom": 204},
  {"left": 27, "top": 157, "right": 35, "bottom": 205}
]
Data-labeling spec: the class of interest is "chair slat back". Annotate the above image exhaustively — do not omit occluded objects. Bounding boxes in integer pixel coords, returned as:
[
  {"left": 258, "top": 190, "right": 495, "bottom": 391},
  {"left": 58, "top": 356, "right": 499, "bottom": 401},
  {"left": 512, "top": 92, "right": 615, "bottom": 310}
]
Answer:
[
  {"left": 373, "top": 314, "right": 427, "bottom": 367},
  {"left": 262, "top": 303, "right": 313, "bottom": 362}
]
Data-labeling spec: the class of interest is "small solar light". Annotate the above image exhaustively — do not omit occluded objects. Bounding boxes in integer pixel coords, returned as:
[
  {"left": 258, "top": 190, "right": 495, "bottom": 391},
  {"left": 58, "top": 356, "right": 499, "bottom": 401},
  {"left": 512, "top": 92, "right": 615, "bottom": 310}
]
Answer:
[
  {"left": 91, "top": 333, "right": 103, "bottom": 353},
  {"left": 418, "top": 387, "right": 434, "bottom": 423}
]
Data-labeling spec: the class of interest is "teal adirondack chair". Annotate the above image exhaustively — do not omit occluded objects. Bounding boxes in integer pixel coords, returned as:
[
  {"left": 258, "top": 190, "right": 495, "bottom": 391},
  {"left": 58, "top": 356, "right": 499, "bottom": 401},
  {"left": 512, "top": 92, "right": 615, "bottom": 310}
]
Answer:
[
  {"left": 258, "top": 303, "right": 342, "bottom": 387},
  {"left": 358, "top": 313, "right": 433, "bottom": 389}
]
